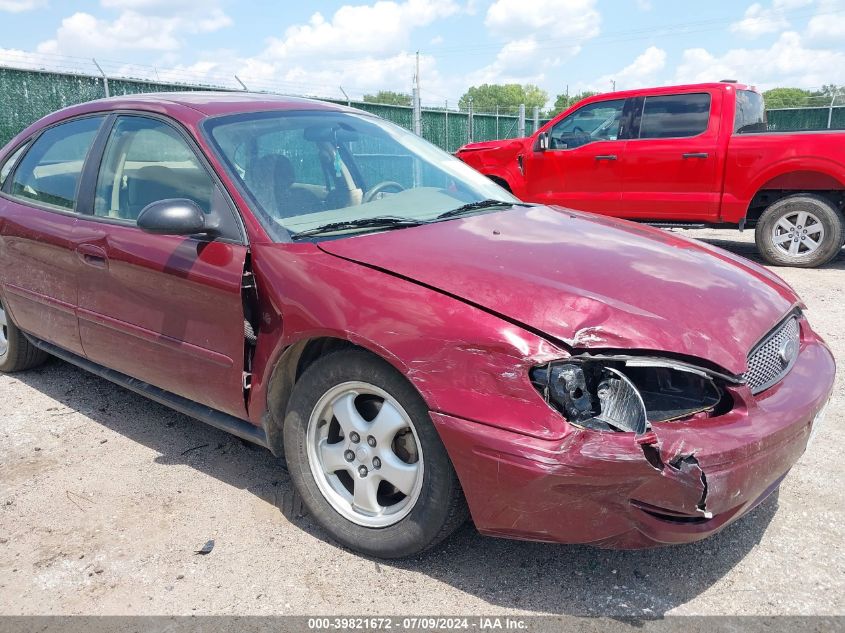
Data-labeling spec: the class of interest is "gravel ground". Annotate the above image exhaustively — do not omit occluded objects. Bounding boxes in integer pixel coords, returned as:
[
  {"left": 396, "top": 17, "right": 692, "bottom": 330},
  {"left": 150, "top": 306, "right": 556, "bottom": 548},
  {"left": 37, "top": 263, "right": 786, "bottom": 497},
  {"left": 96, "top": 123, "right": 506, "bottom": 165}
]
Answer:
[{"left": 0, "top": 227, "right": 843, "bottom": 617}]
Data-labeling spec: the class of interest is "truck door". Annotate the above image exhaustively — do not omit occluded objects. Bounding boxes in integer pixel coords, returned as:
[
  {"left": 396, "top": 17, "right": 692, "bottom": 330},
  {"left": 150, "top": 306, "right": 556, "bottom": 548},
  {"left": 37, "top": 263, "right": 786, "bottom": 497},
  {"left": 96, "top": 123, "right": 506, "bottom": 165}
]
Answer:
[
  {"left": 522, "top": 98, "right": 628, "bottom": 214},
  {"left": 621, "top": 90, "right": 724, "bottom": 221}
]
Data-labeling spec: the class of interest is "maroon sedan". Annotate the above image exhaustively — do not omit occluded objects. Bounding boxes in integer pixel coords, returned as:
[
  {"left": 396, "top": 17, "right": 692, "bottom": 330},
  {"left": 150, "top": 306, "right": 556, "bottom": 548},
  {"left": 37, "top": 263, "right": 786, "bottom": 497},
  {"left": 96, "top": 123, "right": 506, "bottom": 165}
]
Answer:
[{"left": 0, "top": 93, "right": 834, "bottom": 558}]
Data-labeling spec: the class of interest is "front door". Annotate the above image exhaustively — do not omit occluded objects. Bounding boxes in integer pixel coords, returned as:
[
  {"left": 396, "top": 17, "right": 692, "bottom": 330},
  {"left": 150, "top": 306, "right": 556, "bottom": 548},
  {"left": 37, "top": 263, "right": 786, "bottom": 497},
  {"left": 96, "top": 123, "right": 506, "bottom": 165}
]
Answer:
[
  {"left": 73, "top": 114, "right": 250, "bottom": 418},
  {"left": 0, "top": 115, "right": 106, "bottom": 356},
  {"left": 522, "top": 98, "right": 627, "bottom": 214}
]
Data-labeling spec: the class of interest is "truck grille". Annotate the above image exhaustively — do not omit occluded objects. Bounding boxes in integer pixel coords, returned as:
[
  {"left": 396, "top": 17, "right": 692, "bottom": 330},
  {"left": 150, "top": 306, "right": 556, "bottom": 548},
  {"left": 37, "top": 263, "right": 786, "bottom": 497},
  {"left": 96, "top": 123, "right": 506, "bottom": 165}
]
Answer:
[{"left": 742, "top": 315, "right": 800, "bottom": 394}]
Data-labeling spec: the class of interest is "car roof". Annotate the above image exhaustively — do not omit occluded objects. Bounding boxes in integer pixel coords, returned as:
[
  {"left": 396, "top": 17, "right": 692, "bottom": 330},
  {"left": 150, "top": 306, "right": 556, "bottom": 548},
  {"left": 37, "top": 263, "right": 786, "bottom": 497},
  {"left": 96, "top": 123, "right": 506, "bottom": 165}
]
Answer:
[{"left": 33, "top": 91, "right": 358, "bottom": 126}]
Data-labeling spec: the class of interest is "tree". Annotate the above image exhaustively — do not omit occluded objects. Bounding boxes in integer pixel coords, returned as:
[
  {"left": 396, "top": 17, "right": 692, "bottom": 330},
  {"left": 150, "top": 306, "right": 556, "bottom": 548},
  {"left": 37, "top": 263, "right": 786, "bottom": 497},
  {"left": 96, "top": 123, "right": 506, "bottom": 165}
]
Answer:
[
  {"left": 762, "top": 87, "right": 813, "bottom": 108},
  {"left": 458, "top": 83, "right": 548, "bottom": 113},
  {"left": 362, "top": 90, "right": 412, "bottom": 106},
  {"left": 547, "top": 90, "right": 598, "bottom": 116}
]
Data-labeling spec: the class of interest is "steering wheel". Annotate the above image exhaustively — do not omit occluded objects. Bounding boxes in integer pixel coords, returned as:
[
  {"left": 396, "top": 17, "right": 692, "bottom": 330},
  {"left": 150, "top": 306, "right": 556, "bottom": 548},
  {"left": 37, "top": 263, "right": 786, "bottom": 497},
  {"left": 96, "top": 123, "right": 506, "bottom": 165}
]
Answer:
[
  {"left": 572, "top": 126, "right": 584, "bottom": 133},
  {"left": 363, "top": 181, "right": 405, "bottom": 203}
]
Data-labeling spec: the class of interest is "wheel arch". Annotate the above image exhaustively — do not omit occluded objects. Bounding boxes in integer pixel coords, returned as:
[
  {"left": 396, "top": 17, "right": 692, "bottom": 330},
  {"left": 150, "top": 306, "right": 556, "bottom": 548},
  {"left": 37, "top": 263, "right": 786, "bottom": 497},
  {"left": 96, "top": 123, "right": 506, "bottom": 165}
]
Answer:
[
  {"left": 486, "top": 174, "right": 513, "bottom": 192},
  {"left": 261, "top": 335, "right": 423, "bottom": 457},
  {"left": 744, "top": 166, "right": 845, "bottom": 225}
]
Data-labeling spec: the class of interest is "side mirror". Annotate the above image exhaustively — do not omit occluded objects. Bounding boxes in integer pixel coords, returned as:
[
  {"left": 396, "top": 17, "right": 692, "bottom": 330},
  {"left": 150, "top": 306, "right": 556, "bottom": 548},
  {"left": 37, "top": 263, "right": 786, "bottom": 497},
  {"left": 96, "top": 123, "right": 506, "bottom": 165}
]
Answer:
[
  {"left": 137, "top": 199, "right": 219, "bottom": 237},
  {"left": 536, "top": 132, "right": 550, "bottom": 152}
]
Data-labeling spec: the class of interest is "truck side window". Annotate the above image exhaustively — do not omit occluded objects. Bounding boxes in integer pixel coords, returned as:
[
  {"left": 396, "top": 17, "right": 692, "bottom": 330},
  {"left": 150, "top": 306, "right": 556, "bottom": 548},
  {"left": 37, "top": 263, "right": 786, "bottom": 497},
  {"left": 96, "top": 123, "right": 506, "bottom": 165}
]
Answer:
[
  {"left": 639, "top": 93, "right": 711, "bottom": 139},
  {"left": 549, "top": 99, "right": 626, "bottom": 150}
]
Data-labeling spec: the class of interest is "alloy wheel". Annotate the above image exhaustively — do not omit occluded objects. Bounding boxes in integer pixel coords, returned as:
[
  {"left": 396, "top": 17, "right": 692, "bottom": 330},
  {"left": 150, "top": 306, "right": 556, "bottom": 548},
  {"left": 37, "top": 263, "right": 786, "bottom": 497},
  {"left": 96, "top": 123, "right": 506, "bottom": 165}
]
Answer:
[
  {"left": 0, "top": 302, "right": 8, "bottom": 356},
  {"left": 306, "top": 381, "right": 424, "bottom": 528},
  {"left": 772, "top": 210, "right": 825, "bottom": 258}
]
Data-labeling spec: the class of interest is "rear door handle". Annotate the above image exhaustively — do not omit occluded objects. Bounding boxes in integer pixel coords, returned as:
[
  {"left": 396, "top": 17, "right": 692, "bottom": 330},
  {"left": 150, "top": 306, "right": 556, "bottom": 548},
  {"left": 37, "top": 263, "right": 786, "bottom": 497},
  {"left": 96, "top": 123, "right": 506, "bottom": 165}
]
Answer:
[
  {"left": 682, "top": 152, "right": 709, "bottom": 159},
  {"left": 76, "top": 244, "right": 108, "bottom": 269},
  {"left": 595, "top": 154, "right": 617, "bottom": 161}
]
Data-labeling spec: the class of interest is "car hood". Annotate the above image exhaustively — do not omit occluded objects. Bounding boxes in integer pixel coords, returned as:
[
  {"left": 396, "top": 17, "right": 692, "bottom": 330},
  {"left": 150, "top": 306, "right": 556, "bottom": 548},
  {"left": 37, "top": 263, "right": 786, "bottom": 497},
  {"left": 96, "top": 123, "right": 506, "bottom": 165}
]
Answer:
[
  {"left": 318, "top": 206, "right": 798, "bottom": 374},
  {"left": 457, "top": 138, "right": 525, "bottom": 153}
]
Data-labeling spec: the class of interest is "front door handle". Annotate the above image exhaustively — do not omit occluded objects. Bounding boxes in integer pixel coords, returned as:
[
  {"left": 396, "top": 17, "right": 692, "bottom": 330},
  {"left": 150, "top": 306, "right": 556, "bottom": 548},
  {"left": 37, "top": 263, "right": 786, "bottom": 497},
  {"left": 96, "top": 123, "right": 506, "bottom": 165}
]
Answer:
[
  {"left": 595, "top": 154, "right": 617, "bottom": 161},
  {"left": 76, "top": 244, "right": 108, "bottom": 269},
  {"left": 682, "top": 152, "right": 709, "bottom": 159}
]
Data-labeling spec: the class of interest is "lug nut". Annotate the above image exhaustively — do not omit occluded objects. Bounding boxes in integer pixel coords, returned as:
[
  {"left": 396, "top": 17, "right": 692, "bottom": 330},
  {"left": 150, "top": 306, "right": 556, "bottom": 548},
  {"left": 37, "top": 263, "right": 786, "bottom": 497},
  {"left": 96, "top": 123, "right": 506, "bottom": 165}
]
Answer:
[
  {"left": 350, "top": 432, "right": 360, "bottom": 443},
  {"left": 372, "top": 457, "right": 381, "bottom": 469},
  {"left": 367, "top": 436, "right": 376, "bottom": 447},
  {"left": 344, "top": 450, "right": 355, "bottom": 462},
  {"left": 358, "top": 465, "right": 368, "bottom": 477}
]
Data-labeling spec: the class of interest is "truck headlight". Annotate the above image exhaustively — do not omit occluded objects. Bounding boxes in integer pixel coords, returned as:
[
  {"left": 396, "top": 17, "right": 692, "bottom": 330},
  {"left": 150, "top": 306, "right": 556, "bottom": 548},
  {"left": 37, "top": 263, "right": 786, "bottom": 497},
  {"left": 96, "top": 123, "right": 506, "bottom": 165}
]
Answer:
[{"left": 530, "top": 357, "right": 733, "bottom": 434}]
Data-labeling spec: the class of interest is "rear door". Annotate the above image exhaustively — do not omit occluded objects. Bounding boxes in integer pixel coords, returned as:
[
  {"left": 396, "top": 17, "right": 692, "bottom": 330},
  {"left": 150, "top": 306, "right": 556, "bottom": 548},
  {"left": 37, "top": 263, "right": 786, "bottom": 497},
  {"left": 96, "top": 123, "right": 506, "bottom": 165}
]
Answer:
[
  {"left": 0, "top": 115, "right": 106, "bottom": 355},
  {"left": 621, "top": 90, "right": 723, "bottom": 220},
  {"left": 522, "top": 98, "right": 628, "bottom": 214},
  {"left": 73, "top": 114, "right": 250, "bottom": 418}
]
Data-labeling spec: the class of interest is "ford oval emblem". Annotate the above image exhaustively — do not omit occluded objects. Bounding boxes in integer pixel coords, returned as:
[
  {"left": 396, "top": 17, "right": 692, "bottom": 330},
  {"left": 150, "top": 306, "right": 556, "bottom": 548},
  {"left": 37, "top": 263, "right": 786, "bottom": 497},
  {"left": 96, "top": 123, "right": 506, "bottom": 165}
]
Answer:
[{"left": 778, "top": 338, "right": 797, "bottom": 367}]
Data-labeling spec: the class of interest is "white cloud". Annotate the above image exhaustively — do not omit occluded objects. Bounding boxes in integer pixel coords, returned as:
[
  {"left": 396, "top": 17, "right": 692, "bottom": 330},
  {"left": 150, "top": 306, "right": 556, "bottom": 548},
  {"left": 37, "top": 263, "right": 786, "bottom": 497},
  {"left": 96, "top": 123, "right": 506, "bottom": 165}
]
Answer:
[
  {"left": 805, "top": 0, "right": 845, "bottom": 44},
  {"left": 263, "top": 0, "right": 458, "bottom": 61},
  {"left": 675, "top": 31, "right": 845, "bottom": 89},
  {"left": 0, "top": 0, "right": 45, "bottom": 11},
  {"left": 579, "top": 45, "right": 667, "bottom": 93},
  {"left": 730, "top": 3, "right": 790, "bottom": 37},
  {"left": 636, "top": 0, "right": 653, "bottom": 10},
  {"left": 485, "top": 0, "right": 600, "bottom": 40},
  {"left": 36, "top": 7, "right": 231, "bottom": 56}
]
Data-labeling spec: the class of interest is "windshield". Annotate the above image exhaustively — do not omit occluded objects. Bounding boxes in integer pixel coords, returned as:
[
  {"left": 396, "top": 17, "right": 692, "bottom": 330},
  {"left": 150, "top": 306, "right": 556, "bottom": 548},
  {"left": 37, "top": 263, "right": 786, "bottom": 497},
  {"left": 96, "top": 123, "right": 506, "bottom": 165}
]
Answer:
[
  {"left": 203, "top": 109, "right": 518, "bottom": 240},
  {"left": 734, "top": 90, "right": 767, "bottom": 134}
]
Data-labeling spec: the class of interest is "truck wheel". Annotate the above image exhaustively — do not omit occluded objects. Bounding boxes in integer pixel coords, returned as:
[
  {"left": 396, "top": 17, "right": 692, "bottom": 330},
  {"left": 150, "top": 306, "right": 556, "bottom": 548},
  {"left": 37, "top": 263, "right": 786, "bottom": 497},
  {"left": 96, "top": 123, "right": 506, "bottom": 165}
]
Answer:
[
  {"left": 755, "top": 194, "right": 844, "bottom": 268},
  {"left": 0, "top": 299, "right": 49, "bottom": 373},
  {"left": 282, "top": 348, "right": 468, "bottom": 558}
]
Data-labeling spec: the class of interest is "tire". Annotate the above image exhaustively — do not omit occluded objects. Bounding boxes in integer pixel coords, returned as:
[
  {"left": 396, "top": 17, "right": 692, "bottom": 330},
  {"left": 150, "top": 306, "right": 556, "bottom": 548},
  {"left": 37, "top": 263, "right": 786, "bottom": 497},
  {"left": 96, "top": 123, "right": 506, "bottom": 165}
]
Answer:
[
  {"left": 283, "top": 348, "right": 468, "bottom": 558},
  {"left": 0, "top": 299, "right": 49, "bottom": 373},
  {"left": 755, "top": 194, "right": 844, "bottom": 268}
]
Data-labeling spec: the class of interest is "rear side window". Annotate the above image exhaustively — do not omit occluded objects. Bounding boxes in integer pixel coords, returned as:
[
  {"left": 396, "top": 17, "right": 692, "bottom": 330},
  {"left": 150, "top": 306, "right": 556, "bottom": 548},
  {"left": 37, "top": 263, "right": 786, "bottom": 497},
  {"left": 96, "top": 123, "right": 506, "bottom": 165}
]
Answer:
[
  {"left": 734, "top": 90, "right": 767, "bottom": 133},
  {"left": 0, "top": 143, "right": 29, "bottom": 189},
  {"left": 639, "top": 93, "right": 711, "bottom": 139},
  {"left": 10, "top": 116, "right": 104, "bottom": 211}
]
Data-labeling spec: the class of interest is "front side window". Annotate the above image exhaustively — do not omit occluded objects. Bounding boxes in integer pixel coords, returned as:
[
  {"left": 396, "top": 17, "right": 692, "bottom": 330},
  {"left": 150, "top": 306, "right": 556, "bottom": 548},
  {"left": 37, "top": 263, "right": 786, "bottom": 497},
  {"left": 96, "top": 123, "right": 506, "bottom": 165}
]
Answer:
[
  {"left": 639, "top": 93, "right": 711, "bottom": 139},
  {"left": 205, "top": 110, "right": 515, "bottom": 239},
  {"left": 10, "top": 116, "right": 104, "bottom": 211},
  {"left": 94, "top": 116, "right": 214, "bottom": 222},
  {"left": 548, "top": 99, "right": 626, "bottom": 150}
]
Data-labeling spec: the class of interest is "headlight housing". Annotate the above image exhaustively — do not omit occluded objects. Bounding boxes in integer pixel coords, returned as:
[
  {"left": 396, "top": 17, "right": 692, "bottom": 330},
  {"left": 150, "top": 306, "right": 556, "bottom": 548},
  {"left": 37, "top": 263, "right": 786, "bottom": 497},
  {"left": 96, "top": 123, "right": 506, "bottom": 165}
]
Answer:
[{"left": 530, "top": 357, "right": 734, "bottom": 434}]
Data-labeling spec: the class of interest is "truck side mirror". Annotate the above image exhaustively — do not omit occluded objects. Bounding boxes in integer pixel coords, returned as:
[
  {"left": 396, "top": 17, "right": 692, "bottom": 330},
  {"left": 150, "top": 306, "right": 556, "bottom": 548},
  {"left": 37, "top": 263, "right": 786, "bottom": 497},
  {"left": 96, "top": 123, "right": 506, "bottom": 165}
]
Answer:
[{"left": 536, "top": 132, "right": 550, "bottom": 152}]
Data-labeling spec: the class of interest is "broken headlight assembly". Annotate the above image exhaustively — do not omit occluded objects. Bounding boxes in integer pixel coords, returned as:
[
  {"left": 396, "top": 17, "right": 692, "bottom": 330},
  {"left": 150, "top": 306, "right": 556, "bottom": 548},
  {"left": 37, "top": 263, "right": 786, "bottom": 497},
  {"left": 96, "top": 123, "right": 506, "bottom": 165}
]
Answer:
[{"left": 530, "top": 357, "right": 735, "bottom": 434}]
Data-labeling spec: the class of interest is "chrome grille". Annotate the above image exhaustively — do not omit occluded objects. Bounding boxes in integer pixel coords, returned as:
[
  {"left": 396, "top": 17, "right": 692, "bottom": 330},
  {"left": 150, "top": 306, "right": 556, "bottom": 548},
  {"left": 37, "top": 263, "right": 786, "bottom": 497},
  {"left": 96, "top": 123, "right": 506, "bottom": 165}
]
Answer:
[{"left": 742, "top": 316, "right": 800, "bottom": 394}]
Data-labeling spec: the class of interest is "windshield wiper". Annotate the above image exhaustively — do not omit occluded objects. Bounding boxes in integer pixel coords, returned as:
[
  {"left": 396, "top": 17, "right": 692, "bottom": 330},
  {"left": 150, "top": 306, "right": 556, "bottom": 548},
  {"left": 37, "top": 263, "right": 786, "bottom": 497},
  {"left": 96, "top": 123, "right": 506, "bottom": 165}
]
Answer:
[
  {"left": 435, "top": 199, "right": 518, "bottom": 220},
  {"left": 289, "top": 216, "right": 426, "bottom": 240}
]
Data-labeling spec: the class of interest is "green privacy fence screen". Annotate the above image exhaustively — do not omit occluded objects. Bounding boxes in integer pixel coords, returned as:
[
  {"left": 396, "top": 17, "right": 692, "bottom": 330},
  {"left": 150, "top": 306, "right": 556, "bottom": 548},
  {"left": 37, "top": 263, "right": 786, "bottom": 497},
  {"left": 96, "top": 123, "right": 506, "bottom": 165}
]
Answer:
[
  {"left": 767, "top": 107, "right": 845, "bottom": 131},
  {"left": 0, "top": 66, "right": 547, "bottom": 153},
  {"left": 7, "top": 67, "right": 843, "bottom": 154}
]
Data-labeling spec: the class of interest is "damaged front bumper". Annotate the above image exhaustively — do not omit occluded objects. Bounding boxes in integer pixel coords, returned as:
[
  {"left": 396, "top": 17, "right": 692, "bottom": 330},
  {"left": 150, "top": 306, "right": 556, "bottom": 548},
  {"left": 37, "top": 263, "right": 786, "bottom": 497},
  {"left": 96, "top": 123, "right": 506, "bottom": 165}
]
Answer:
[{"left": 432, "top": 336, "right": 835, "bottom": 548}]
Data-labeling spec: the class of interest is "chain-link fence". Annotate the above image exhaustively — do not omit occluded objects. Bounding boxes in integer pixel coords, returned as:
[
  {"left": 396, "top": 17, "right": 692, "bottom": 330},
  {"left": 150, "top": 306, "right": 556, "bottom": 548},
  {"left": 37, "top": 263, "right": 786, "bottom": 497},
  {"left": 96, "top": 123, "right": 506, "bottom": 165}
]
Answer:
[
  {"left": 0, "top": 66, "right": 549, "bottom": 153},
  {"left": 5, "top": 66, "right": 844, "bottom": 154}
]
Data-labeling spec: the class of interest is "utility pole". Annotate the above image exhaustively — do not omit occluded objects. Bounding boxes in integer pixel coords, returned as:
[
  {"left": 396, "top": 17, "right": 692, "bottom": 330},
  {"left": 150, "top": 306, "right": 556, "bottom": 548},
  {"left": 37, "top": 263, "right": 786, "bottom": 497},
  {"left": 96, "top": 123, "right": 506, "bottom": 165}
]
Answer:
[
  {"left": 518, "top": 103, "right": 526, "bottom": 138},
  {"left": 533, "top": 105, "right": 539, "bottom": 133},
  {"left": 610, "top": 79, "right": 616, "bottom": 92},
  {"left": 412, "top": 51, "right": 422, "bottom": 136}
]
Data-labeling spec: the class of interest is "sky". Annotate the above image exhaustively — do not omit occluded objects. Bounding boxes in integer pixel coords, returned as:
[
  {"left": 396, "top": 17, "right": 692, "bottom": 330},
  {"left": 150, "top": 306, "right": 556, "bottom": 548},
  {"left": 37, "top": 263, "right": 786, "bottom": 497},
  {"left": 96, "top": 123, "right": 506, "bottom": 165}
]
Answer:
[{"left": 1, "top": 0, "right": 844, "bottom": 110}]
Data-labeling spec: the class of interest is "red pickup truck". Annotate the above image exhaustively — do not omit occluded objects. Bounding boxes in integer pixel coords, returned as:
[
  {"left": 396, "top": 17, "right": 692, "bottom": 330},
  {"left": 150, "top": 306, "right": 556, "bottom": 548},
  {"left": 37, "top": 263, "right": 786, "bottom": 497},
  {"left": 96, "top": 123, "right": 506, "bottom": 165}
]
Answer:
[{"left": 456, "top": 82, "right": 845, "bottom": 268}]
